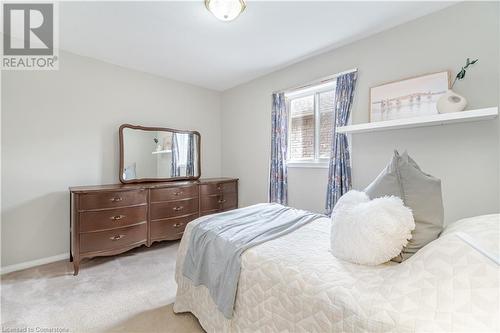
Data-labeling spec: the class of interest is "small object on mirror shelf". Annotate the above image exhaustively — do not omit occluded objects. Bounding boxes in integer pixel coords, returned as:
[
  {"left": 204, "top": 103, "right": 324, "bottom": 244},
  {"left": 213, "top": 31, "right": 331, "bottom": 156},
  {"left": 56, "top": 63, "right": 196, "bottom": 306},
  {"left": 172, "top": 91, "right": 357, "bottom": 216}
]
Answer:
[
  {"left": 437, "top": 58, "right": 478, "bottom": 114},
  {"left": 154, "top": 137, "right": 162, "bottom": 152}
]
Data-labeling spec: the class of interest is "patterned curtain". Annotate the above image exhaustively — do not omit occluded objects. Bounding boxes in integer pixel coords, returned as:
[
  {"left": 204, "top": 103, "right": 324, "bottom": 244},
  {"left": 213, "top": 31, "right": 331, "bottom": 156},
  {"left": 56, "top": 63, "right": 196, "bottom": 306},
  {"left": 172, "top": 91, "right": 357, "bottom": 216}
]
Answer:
[
  {"left": 186, "top": 133, "right": 195, "bottom": 176},
  {"left": 325, "top": 71, "right": 358, "bottom": 215},
  {"left": 269, "top": 92, "right": 288, "bottom": 205},
  {"left": 170, "top": 133, "right": 181, "bottom": 177}
]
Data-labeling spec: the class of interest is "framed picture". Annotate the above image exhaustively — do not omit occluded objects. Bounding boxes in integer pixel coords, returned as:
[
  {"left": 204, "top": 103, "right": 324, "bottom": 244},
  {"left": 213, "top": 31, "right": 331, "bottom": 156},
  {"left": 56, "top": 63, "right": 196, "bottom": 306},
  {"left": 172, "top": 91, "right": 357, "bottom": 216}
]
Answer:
[{"left": 369, "top": 71, "right": 450, "bottom": 122}]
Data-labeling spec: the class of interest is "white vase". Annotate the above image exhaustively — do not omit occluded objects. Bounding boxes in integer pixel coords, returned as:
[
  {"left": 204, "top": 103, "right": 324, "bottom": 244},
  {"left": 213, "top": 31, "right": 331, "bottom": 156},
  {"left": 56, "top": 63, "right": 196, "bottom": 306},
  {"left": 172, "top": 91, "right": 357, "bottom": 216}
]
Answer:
[{"left": 437, "top": 89, "right": 467, "bottom": 114}]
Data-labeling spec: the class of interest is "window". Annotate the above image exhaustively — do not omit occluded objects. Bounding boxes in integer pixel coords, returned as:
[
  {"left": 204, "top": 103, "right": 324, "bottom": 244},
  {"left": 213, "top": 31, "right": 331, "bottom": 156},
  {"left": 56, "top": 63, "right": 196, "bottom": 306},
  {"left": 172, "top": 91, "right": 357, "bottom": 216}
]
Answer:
[{"left": 286, "top": 81, "right": 336, "bottom": 167}]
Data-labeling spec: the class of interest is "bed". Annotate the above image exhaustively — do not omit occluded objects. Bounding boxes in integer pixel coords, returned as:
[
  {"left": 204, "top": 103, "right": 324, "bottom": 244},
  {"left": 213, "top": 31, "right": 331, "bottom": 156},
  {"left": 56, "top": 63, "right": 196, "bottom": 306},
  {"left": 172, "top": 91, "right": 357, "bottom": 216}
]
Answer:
[{"left": 174, "top": 207, "right": 499, "bottom": 332}]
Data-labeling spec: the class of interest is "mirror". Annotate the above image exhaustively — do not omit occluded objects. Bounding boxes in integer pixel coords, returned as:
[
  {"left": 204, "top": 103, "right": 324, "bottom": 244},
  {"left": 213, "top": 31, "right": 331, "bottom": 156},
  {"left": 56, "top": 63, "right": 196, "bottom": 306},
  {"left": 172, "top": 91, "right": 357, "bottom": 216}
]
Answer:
[{"left": 119, "top": 124, "right": 201, "bottom": 183}]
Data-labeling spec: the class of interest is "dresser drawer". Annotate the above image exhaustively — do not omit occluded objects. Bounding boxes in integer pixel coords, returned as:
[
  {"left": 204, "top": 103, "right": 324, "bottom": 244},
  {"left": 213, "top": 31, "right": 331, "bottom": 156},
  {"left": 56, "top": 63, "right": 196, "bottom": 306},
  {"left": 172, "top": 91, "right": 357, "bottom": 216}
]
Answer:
[
  {"left": 79, "top": 206, "right": 147, "bottom": 232},
  {"left": 200, "top": 193, "right": 237, "bottom": 212},
  {"left": 150, "top": 185, "right": 198, "bottom": 202},
  {"left": 150, "top": 213, "right": 198, "bottom": 241},
  {"left": 200, "top": 181, "right": 237, "bottom": 196},
  {"left": 79, "top": 223, "right": 147, "bottom": 254},
  {"left": 222, "top": 193, "right": 237, "bottom": 210},
  {"left": 79, "top": 190, "right": 147, "bottom": 211},
  {"left": 151, "top": 198, "right": 199, "bottom": 220},
  {"left": 200, "top": 195, "right": 223, "bottom": 212}
]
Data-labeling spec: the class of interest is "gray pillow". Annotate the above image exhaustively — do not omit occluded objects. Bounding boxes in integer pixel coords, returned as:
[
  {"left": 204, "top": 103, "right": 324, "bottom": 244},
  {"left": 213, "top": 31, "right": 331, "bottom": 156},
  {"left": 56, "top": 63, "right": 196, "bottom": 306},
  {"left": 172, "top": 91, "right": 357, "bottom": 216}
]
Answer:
[{"left": 365, "top": 150, "right": 444, "bottom": 262}]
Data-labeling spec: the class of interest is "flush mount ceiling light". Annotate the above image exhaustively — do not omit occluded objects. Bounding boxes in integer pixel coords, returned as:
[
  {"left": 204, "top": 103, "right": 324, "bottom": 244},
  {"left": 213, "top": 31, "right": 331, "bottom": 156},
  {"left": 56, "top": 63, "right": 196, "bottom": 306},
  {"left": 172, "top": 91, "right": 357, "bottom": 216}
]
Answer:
[{"left": 205, "top": 0, "right": 246, "bottom": 22}]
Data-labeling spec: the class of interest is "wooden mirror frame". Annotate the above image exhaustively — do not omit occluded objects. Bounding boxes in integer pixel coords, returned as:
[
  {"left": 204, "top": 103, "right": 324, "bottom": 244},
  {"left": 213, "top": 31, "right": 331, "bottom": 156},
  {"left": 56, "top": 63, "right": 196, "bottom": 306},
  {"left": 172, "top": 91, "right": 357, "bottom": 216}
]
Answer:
[{"left": 119, "top": 124, "right": 201, "bottom": 184}]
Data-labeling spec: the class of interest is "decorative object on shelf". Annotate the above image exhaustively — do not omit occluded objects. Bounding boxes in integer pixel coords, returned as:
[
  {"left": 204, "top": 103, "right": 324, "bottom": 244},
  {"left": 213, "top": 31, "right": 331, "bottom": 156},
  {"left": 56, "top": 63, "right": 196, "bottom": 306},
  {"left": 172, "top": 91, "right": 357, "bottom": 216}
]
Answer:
[
  {"left": 437, "top": 58, "right": 478, "bottom": 114},
  {"left": 436, "top": 90, "right": 467, "bottom": 114},
  {"left": 370, "top": 71, "right": 449, "bottom": 122},
  {"left": 205, "top": 0, "right": 246, "bottom": 22},
  {"left": 451, "top": 58, "right": 479, "bottom": 88}
]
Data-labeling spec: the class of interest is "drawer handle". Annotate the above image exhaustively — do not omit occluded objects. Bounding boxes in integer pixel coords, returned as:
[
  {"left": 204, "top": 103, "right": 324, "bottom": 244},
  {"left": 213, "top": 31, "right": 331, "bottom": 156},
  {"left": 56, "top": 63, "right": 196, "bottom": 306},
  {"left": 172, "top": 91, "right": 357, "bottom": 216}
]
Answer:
[
  {"left": 173, "top": 206, "right": 184, "bottom": 211},
  {"left": 110, "top": 197, "right": 123, "bottom": 202},
  {"left": 110, "top": 215, "right": 125, "bottom": 221},
  {"left": 174, "top": 191, "right": 183, "bottom": 196},
  {"left": 218, "top": 199, "right": 226, "bottom": 204},
  {"left": 110, "top": 234, "right": 125, "bottom": 241},
  {"left": 173, "top": 222, "right": 185, "bottom": 228},
  {"left": 216, "top": 184, "right": 222, "bottom": 190}
]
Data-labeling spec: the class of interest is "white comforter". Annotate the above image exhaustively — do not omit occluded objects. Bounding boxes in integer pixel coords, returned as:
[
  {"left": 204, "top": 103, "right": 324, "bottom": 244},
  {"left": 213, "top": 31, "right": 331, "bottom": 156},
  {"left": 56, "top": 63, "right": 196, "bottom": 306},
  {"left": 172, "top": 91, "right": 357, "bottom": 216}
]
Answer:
[{"left": 174, "top": 213, "right": 499, "bottom": 332}]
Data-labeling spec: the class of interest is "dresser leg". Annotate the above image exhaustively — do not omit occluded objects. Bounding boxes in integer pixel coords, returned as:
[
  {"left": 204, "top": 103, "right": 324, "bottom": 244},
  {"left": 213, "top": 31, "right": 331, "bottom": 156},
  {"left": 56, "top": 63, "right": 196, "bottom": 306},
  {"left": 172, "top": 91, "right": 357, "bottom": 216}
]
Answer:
[{"left": 73, "top": 260, "right": 80, "bottom": 276}]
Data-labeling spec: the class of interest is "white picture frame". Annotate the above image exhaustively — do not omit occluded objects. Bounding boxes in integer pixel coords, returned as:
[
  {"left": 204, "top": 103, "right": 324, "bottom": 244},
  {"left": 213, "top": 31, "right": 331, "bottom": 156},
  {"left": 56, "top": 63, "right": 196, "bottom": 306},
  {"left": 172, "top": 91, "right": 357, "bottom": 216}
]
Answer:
[{"left": 370, "top": 71, "right": 450, "bottom": 122}]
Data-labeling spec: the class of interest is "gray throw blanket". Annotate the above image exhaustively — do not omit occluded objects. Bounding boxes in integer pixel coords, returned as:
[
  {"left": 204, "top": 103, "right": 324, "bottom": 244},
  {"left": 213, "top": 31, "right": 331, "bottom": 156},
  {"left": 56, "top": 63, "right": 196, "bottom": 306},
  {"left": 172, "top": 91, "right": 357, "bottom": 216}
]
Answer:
[{"left": 182, "top": 203, "right": 323, "bottom": 318}]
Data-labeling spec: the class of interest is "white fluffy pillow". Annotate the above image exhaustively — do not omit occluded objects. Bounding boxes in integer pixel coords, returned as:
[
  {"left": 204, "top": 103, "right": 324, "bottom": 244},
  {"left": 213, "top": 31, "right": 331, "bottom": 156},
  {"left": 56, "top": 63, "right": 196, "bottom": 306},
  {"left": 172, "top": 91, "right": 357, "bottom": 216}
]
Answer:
[{"left": 330, "top": 190, "right": 415, "bottom": 265}]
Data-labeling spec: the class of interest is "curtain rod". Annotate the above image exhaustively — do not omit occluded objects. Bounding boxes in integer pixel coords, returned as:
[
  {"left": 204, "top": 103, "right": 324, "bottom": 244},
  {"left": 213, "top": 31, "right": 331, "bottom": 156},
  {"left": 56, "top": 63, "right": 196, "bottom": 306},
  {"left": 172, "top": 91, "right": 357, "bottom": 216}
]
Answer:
[{"left": 274, "top": 68, "right": 358, "bottom": 95}]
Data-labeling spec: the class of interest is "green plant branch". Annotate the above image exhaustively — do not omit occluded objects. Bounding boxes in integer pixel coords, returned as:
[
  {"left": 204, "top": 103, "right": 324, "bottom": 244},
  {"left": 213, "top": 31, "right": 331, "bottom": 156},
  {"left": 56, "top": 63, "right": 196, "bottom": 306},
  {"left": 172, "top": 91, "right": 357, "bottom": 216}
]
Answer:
[{"left": 451, "top": 58, "right": 478, "bottom": 89}]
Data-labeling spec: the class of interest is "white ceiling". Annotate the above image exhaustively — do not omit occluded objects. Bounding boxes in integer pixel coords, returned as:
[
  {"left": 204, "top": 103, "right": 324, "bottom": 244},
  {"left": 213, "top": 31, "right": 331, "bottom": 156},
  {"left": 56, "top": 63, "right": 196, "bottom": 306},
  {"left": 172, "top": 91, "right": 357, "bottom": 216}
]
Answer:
[{"left": 60, "top": 1, "right": 453, "bottom": 91}]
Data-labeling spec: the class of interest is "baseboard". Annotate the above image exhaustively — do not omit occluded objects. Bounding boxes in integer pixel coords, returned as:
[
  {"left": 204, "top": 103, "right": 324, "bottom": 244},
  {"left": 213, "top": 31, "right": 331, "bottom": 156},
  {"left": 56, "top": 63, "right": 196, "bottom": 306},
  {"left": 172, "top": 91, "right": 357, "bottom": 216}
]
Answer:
[{"left": 1, "top": 253, "right": 70, "bottom": 275}]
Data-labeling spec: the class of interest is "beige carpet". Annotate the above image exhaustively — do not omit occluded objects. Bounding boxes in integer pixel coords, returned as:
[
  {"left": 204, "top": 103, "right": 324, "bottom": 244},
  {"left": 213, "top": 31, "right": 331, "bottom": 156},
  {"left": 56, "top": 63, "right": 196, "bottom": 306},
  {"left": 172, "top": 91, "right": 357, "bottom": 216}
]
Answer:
[{"left": 1, "top": 241, "right": 204, "bottom": 332}]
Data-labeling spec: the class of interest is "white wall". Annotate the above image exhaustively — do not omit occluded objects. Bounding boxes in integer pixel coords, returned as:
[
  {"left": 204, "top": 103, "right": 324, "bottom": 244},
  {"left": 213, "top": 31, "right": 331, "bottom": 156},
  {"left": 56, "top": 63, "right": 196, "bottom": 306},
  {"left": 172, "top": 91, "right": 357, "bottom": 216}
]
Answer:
[
  {"left": 221, "top": 2, "right": 500, "bottom": 221},
  {"left": 1, "top": 51, "right": 222, "bottom": 267}
]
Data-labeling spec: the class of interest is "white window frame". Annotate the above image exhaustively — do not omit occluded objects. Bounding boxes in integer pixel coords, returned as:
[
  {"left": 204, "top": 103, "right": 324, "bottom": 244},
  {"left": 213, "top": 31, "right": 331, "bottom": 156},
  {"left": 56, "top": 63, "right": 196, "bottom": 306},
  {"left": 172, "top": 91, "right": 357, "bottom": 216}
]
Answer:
[{"left": 285, "top": 81, "right": 336, "bottom": 168}]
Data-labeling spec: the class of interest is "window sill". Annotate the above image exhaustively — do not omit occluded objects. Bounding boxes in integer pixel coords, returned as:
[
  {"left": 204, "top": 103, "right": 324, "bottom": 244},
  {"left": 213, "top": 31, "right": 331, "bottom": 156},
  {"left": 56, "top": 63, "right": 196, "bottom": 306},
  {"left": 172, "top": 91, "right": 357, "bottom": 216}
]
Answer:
[{"left": 287, "top": 161, "right": 329, "bottom": 169}]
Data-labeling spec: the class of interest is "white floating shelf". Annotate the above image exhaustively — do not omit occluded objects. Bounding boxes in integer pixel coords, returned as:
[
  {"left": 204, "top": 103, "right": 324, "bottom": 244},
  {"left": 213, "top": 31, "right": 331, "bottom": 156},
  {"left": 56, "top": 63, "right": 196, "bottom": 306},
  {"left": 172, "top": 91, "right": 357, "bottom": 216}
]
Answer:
[
  {"left": 152, "top": 149, "right": 172, "bottom": 155},
  {"left": 337, "top": 107, "right": 498, "bottom": 134}
]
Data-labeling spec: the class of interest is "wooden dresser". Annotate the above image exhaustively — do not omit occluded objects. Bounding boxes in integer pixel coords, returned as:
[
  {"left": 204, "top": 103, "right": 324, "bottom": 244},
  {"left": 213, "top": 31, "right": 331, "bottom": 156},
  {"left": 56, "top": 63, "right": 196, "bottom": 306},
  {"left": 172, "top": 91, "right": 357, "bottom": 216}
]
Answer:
[{"left": 70, "top": 178, "right": 238, "bottom": 275}]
